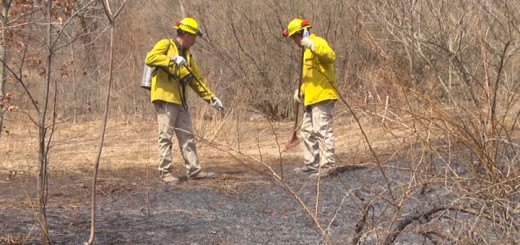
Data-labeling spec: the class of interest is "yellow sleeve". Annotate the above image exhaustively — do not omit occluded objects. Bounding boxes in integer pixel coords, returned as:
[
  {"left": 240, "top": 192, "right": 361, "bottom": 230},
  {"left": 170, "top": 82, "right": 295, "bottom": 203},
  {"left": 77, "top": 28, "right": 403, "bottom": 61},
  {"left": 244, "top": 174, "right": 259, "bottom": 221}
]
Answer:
[
  {"left": 145, "top": 39, "right": 172, "bottom": 68},
  {"left": 311, "top": 36, "right": 336, "bottom": 65}
]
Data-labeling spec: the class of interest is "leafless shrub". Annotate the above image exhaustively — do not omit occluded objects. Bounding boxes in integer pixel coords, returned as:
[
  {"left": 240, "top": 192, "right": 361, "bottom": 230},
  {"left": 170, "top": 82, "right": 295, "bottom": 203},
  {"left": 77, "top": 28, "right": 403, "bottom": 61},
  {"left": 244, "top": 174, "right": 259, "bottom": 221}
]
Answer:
[
  {"left": 2, "top": 0, "right": 520, "bottom": 244},
  {"left": 349, "top": 0, "right": 520, "bottom": 243}
]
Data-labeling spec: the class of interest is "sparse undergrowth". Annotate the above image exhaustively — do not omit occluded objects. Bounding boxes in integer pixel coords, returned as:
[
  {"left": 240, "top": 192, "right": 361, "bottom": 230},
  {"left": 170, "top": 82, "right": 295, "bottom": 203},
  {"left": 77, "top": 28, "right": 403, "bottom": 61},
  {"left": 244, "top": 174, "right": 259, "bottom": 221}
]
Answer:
[{"left": 1, "top": 116, "right": 519, "bottom": 244}]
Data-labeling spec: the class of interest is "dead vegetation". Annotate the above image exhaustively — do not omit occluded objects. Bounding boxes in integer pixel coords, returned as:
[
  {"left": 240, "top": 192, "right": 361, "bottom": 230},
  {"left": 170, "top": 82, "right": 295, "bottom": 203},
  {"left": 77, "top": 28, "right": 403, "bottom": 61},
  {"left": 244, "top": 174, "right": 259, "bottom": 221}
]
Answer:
[{"left": 1, "top": 0, "right": 520, "bottom": 244}]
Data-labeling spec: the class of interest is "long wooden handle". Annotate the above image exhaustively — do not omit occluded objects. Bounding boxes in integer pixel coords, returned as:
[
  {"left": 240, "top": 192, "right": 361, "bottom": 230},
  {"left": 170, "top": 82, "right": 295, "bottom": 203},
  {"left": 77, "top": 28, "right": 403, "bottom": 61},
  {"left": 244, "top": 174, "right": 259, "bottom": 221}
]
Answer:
[{"left": 293, "top": 47, "right": 305, "bottom": 130}]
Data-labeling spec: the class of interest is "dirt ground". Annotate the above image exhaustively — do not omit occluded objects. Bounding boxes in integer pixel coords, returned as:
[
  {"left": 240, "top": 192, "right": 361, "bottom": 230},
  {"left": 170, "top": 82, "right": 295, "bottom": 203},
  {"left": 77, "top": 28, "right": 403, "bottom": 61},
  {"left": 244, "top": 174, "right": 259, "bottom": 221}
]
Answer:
[
  {"left": 1, "top": 116, "right": 516, "bottom": 244},
  {"left": 1, "top": 163, "right": 369, "bottom": 244}
]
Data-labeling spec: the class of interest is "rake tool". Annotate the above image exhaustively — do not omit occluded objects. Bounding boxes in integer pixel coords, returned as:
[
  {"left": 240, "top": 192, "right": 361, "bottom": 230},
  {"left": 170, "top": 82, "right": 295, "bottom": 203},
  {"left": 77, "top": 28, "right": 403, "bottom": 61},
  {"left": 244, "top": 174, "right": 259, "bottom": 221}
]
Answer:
[{"left": 284, "top": 47, "right": 305, "bottom": 150}]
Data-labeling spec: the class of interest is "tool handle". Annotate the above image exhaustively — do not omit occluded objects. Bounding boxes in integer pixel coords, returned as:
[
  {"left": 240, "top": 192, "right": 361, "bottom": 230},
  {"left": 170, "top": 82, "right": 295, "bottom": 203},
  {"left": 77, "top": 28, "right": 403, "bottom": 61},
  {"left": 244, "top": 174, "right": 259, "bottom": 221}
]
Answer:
[
  {"left": 183, "top": 65, "right": 224, "bottom": 112},
  {"left": 293, "top": 47, "right": 305, "bottom": 129}
]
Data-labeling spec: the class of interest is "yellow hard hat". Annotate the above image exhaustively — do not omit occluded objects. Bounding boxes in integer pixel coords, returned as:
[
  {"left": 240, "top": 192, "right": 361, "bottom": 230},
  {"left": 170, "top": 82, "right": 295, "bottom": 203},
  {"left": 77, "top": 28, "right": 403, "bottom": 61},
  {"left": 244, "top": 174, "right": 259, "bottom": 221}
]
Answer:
[
  {"left": 174, "top": 17, "right": 204, "bottom": 37},
  {"left": 283, "top": 18, "right": 312, "bottom": 37}
]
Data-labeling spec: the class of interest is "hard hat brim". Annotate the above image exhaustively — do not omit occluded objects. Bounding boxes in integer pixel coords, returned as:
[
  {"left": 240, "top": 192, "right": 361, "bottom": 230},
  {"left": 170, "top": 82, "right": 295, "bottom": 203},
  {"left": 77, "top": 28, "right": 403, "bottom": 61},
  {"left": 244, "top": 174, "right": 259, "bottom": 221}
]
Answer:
[{"left": 286, "top": 25, "right": 312, "bottom": 37}]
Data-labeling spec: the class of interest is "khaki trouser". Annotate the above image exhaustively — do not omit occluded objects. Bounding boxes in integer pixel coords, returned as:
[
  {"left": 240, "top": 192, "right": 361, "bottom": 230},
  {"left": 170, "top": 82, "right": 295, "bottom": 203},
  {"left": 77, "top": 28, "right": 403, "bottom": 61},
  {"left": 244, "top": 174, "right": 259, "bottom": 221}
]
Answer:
[
  {"left": 154, "top": 101, "right": 201, "bottom": 177},
  {"left": 301, "top": 100, "right": 336, "bottom": 168}
]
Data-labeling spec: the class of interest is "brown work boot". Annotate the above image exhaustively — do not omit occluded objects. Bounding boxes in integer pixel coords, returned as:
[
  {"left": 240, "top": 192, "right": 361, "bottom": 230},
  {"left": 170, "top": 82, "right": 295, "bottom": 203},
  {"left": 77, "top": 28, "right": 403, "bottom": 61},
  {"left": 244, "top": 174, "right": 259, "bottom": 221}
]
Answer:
[
  {"left": 188, "top": 171, "right": 216, "bottom": 180},
  {"left": 161, "top": 172, "right": 180, "bottom": 184}
]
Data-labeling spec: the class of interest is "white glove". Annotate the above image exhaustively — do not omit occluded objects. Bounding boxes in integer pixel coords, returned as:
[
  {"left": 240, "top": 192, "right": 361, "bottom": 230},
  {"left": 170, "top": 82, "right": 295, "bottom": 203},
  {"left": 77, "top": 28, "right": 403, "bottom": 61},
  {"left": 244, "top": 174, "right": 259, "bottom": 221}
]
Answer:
[
  {"left": 171, "top": 55, "right": 187, "bottom": 66},
  {"left": 303, "top": 28, "right": 310, "bottom": 38},
  {"left": 300, "top": 37, "right": 314, "bottom": 50},
  {"left": 211, "top": 97, "right": 223, "bottom": 110},
  {"left": 293, "top": 89, "right": 303, "bottom": 104}
]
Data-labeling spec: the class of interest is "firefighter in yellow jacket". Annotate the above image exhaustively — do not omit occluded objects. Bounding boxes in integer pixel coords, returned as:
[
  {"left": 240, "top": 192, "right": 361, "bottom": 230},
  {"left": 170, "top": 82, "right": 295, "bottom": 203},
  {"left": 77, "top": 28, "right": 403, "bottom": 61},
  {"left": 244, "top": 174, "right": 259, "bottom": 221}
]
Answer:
[
  {"left": 145, "top": 17, "right": 223, "bottom": 184},
  {"left": 283, "top": 18, "right": 339, "bottom": 177}
]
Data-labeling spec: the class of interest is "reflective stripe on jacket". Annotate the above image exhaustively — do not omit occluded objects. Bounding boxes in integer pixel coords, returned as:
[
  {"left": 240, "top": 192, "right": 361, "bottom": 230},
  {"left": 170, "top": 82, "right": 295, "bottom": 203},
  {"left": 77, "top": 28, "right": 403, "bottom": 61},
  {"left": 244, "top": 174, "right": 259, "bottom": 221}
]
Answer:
[
  {"left": 145, "top": 39, "right": 215, "bottom": 104},
  {"left": 301, "top": 34, "right": 339, "bottom": 106}
]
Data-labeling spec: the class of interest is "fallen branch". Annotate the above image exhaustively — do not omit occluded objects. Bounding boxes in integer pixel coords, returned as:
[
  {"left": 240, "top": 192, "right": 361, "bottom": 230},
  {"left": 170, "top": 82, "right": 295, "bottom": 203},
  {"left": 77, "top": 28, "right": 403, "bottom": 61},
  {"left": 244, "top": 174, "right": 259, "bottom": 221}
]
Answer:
[
  {"left": 352, "top": 202, "right": 373, "bottom": 244},
  {"left": 383, "top": 205, "right": 512, "bottom": 244}
]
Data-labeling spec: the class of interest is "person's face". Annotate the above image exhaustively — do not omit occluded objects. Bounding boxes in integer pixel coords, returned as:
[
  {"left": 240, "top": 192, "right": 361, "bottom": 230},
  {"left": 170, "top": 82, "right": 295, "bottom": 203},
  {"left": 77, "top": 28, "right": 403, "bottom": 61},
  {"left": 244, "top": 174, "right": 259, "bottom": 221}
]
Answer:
[
  {"left": 182, "top": 33, "right": 197, "bottom": 48},
  {"left": 290, "top": 33, "right": 303, "bottom": 47}
]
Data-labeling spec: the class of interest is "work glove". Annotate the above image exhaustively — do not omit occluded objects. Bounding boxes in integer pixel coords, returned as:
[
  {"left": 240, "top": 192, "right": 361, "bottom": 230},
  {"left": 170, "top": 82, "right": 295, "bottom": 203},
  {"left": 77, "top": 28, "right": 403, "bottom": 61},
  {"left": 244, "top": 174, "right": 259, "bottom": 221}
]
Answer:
[
  {"left": 293, "top": 89, "right": 303, "bottom": 104},
  {"left": 303, "top": 28, "right": 310, "bottom": 38},
  {"left": 300, "top": 37, "right": 314, "bottom": 50},
  {"left": 171, "top": 55, "right": 187, "bottom": 66},
  {"left": 211, "top": 97, "right": 224, "bottom": 111}
]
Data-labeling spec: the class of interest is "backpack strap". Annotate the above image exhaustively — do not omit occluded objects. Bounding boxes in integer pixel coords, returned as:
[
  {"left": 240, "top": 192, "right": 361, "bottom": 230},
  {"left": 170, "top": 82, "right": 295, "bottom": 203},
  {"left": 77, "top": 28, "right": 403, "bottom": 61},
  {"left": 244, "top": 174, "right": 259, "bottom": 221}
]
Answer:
[
  {"left": 170, "top": 39, "right": 184, "bottom": 58},
  {"left": 156, "top": 39, "right": 180, "bottom": 80},
  {"left": 169, "top": 39, "right": 191, "bottom": 110},
  {"left": 170, "top": 39, "right": 191, "bottom": 66}
]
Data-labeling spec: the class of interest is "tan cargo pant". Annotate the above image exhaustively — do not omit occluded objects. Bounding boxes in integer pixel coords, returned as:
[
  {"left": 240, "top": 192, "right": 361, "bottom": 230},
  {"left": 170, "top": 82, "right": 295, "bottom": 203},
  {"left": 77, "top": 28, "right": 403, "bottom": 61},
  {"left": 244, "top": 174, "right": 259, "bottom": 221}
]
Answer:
[
  {"left": 301, "top": 100, "right": 336, "bottom": 168},
  {"left": 154, "top": 101, "right": 201, "bottom": 177}
]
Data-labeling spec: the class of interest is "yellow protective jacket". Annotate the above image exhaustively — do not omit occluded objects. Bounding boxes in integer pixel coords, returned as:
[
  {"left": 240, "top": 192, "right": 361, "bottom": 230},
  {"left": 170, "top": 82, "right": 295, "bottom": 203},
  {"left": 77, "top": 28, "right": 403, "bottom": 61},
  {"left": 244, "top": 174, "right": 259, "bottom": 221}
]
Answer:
[
  {"left": 300, "top": 34, "right": 339, "bottom": 106},
  {"left": 145, "top": 39, "right": 215, "bottom": 104}
]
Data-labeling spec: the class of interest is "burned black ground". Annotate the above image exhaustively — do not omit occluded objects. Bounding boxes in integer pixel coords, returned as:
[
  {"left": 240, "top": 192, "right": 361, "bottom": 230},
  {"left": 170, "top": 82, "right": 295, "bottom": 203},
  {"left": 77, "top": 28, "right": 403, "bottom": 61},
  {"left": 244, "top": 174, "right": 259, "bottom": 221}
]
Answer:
[{"left": 0, "top": 161, "right": 513, "bottom": 244}]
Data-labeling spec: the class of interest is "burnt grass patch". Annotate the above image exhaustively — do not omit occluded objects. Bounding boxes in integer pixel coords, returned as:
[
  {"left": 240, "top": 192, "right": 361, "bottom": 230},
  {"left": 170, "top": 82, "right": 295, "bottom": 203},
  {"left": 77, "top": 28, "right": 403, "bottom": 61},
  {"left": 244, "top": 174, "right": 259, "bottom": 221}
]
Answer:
[{"left": 1, "top": 160, "right": 516, "bottom": 244}]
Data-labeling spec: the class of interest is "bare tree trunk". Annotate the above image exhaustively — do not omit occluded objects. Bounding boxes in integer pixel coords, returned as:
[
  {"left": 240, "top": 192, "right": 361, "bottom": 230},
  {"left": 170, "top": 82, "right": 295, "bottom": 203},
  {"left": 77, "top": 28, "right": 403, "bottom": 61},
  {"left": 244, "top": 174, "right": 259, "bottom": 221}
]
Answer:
[
  {"left": 0, "top": 0, "right": 11, "bottom": 140},
  {"left": 36, "top": 1, "right": 52, "bottom": 244},
  {"left": 87, "top": 2, "right": 126, "bottom": 244}
]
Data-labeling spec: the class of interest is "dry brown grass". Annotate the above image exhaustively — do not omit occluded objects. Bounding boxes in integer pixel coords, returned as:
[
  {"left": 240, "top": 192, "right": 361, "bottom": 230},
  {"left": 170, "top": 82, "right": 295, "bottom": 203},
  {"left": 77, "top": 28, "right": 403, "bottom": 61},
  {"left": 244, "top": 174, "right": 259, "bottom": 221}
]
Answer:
[
  {"left": 0, "top": 111, "right": 385, "bottom": 175},
  {"left": 0, "top": 103, "right": 420, "bottom": 174},
  {"left": 2, "top": 0, "right": 520, "bottom": 243}
]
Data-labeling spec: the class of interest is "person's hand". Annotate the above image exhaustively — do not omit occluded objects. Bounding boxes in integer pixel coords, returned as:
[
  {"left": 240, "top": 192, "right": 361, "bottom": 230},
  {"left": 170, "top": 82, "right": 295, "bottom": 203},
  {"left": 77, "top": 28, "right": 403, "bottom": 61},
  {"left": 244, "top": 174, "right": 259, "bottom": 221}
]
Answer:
[
  {"left": 211, "top": 97, "right": 223, "bottom": 111},
  {"left": 300, "top": 37, "right": 314, "bottom": 50},
  {"left": 293, "top": 89, "right": 303, "bottom": 104},
  {"left": 171, "top": 55, "right": 187, "bottom": 66}
]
